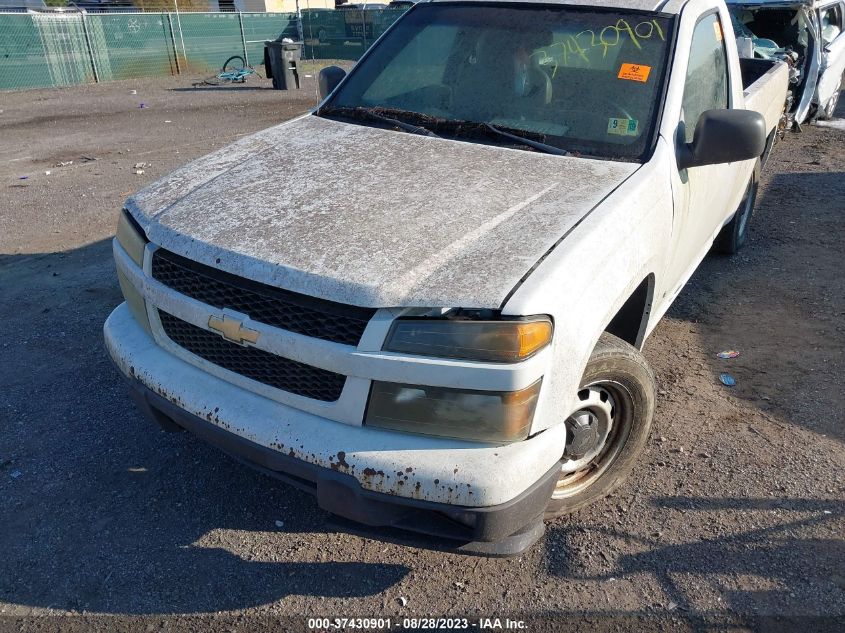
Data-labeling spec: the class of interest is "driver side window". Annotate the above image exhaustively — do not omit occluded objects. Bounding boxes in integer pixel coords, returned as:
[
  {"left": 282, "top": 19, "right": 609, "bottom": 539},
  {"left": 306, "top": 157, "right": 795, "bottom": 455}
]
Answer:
[
  {"left": 361, "top": 24, "right": 459, "bottom": 104},
  {"left": 681, "top": 13, "right": 730, "bottom": 143}
]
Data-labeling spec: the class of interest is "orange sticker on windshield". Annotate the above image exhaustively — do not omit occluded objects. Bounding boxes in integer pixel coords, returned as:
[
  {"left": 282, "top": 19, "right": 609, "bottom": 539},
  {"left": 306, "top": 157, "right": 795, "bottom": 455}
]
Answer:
[
  {"left": 617, "top": 63, "right": 651, "bottom": 82},
  {"left": 713, "top": 20, "right": 723, "bottom": 41}
]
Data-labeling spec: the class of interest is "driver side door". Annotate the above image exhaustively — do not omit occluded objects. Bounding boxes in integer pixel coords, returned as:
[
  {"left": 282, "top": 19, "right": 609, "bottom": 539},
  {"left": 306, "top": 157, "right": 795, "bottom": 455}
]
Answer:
[{"left": 663, "top": 10, "right": 744, "bottom": 297}]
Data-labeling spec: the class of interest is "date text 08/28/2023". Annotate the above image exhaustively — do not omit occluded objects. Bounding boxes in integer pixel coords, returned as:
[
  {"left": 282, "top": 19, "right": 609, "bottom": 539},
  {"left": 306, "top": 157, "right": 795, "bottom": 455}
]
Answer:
[{"left": 306, "top": 617, "right": 528, "bottom": 630}]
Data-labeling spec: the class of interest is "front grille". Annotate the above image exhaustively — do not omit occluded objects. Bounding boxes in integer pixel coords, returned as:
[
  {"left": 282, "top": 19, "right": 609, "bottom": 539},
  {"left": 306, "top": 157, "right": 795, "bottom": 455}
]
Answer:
[
  {"left": 158, "top": 311, "right": 346, "bottom": 402},
  {"left": 152, "top": 249, "right": 375, "bottom": 346}
]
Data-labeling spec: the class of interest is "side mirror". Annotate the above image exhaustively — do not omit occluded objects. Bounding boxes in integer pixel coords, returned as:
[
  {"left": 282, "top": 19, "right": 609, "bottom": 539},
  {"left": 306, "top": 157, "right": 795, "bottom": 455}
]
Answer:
[
  {"left": 318, "top": 66, "right": 347, "bottom": 100},
  {"left": 678, "top": 109, "right": 766, "bottom": 169}
]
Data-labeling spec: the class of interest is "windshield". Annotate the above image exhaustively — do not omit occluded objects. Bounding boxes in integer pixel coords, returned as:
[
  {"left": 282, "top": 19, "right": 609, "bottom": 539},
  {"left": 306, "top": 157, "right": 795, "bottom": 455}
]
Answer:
[{"left": 322, "top": 2, "right": 676, "bottom": 161}]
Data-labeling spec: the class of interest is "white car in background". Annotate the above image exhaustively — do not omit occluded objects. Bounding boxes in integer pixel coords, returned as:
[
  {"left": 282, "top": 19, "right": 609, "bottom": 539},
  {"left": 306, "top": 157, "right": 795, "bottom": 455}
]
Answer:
[{"left": 729, "top": 0, "right": 845, "bottom": 123}]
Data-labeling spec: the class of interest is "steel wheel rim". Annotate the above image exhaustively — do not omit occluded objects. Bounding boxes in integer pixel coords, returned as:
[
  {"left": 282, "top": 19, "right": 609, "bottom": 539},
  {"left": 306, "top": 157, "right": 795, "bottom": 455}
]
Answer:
[{"left": 552, "top": 381, "right": 634, "bottom": 500}]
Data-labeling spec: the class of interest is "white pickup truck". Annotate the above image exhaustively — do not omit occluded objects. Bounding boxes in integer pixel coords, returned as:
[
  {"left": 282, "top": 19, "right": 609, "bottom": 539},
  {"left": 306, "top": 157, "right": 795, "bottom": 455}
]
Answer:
[{"left": 105, "top": 0, "right": 788, "bottom": 554}]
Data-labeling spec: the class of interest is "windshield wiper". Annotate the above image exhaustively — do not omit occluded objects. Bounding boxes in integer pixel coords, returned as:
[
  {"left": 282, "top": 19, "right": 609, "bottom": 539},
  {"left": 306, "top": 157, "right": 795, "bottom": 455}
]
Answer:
[
  {"left": 406, "top": 117, "right": 569, "bottom": 155},
  {"left": 320, "top": 107, "right": 566, "bottom": 153},
  {"left": 482, "top": 123, "right": 570, "bottom": 156},
  {"left": 320, "top": 106, "right": 439, "bottom": 138}
]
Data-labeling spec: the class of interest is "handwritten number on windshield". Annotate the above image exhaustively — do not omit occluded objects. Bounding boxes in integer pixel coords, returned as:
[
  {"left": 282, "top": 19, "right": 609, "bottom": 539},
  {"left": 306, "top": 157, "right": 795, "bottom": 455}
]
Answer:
[{"left": 532, "top": 19, "right": 666, "bottom": 76}]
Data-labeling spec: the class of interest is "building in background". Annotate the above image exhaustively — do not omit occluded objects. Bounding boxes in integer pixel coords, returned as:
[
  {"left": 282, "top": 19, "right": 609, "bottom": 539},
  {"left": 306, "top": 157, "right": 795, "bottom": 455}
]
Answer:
[
  {"left": 0, "top": 0, "right": 52, "bottom": 9},
  {"left": 0, "top": 0, "right": 336, "bottom": 12},
  {"left": 209, "top": 0, "right": 334, "bottom": 11}
]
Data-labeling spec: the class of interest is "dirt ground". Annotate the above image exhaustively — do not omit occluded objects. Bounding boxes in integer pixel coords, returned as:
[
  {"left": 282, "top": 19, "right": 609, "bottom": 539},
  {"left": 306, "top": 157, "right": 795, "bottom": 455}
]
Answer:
[{"left": 0, "top": 74, "right": 843, "bottom": 632}]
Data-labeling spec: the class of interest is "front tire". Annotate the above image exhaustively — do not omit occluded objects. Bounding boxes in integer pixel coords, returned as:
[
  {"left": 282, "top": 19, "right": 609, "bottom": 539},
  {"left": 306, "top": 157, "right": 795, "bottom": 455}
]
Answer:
[{"left": 545, "top": 333, "right": 656, "bottom": 518}]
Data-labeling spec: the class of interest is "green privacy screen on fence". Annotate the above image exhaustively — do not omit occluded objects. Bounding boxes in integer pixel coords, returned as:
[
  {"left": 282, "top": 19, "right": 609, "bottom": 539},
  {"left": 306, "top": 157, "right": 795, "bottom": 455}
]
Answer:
[
  {"left": 0, "top": 9, "right": 408, "bottom": 91},
  {"left": 300, "top": 8, "right": 406, "bottom": 61},
  {"left": 1, "top": 13, "right": 94, "bottom": 90},
  {"left": 0, "top": 12, "right": 297, "bottom": 90},
  {"left": 87, "top": 13, "right": 181, "bottom": 83},
  {"left": 175, "top": 12, "right": 297, "bottom": 73}
]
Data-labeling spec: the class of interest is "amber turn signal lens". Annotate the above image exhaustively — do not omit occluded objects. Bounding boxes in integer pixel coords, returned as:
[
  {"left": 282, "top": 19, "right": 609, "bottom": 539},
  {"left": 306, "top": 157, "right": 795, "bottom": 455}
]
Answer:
[
  {"left": 515, "top": 320, "right": 553, "bottom": 360},
  {"left": 384, "top": 317, "right": 552, "bottom": 363}
]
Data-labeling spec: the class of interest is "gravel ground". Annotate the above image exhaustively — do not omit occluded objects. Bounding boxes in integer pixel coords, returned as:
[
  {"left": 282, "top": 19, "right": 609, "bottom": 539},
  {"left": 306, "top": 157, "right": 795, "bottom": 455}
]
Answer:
[{"left": 0, "top": 75, "right": 843, "bottom": 632}]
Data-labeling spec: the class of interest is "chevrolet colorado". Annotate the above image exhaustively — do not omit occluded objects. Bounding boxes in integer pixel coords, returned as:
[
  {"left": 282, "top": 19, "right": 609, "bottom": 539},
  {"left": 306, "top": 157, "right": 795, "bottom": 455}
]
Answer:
[{"left": 105, "top": 0, "right": 789, "bottom": 554}]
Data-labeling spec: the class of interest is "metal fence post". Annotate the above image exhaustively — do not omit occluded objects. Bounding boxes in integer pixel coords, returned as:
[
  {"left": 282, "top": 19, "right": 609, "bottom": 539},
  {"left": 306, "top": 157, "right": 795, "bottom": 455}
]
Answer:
[
  {"left": 80, "top": 13, "right": 100, "bottom": 83},
  {"left": 166, "top": 12, "right": 181, "bottom": 74},
  {"left": 174, "top": 6, "right": 187, "bottom": 64},
  {"left": 296, "top": 4, "right": 304, "bottom": 43},
  {"left": 238, "top": 12, "right": 249, "bottom": 67}
]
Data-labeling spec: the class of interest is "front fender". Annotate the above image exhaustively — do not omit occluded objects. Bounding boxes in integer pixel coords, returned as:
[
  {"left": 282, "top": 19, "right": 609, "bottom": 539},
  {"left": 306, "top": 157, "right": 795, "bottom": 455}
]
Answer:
[{"left": 503, "top": 143, "right": 675, "bottom": 435}]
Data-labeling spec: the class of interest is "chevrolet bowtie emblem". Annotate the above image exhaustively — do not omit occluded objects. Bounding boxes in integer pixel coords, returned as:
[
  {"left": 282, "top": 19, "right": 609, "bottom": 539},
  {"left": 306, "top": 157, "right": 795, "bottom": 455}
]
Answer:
[{"left": 208, "top": 314, "right": 260, "bottom": 346}]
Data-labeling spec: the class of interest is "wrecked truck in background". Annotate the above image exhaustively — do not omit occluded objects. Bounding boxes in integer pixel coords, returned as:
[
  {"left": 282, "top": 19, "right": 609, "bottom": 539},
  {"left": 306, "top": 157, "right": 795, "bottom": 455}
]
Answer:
[{"left": 728, "top": 0, "right": 845, "bottom": 124}]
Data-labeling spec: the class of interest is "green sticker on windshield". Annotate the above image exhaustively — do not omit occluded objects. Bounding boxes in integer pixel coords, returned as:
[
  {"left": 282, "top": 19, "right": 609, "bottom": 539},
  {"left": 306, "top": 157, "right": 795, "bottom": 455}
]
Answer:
[{"left": 607, "top": 117, "right": 639, "bottom": 137}]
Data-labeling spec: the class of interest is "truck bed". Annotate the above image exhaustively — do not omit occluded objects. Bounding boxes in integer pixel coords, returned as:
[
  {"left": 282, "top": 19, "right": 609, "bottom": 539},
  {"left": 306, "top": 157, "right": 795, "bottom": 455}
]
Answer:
[{"left": 741, "top": 57, "right": 790, "bottom": 134}]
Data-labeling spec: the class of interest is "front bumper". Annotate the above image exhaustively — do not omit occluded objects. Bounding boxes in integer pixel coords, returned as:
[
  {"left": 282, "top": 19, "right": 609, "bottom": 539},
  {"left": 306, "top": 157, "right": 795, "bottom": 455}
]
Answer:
[
  {"left": 105, "top": 302, "right": 565, "bottom": 555},
  {"left": 131, "top": 380, "right": 558, "bottom": 555}
]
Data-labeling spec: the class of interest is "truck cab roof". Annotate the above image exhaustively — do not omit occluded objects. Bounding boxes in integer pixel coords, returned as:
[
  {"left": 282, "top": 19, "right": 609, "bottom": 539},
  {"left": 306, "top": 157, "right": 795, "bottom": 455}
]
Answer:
[
  {"left": 424, "top": 0, "right": 683, "bottom": 15},
  {"left": 727, "top": 0, "right": 820, "bottom": 6}
]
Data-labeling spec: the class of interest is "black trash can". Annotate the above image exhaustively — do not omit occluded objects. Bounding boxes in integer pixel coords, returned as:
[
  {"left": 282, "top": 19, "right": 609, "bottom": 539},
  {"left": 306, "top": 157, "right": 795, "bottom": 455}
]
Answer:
[{"left": 264, "top": 39, "right": 302, "bottom": 90}]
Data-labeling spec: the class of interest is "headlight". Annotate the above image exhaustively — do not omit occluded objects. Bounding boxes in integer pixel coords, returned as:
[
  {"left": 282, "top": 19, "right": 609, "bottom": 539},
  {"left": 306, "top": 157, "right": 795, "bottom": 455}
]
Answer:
[
  {"left": 116, "top": 208, "right": 147, "bottom": 267},
  {"left": 115, "top": 209, "right": 151, "bottom": 334},
  {"left": 365, "top": 379, "right": 542, "bottom": 443},
  {"left": 383, "top": 316, "right": 552, "bottom": 363}
]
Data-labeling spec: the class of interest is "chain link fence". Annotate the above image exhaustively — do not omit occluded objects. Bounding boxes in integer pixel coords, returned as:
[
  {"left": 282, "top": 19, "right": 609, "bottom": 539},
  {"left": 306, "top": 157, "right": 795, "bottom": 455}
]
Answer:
[
  {"left": 300, "top": 8, "right": 406, "bottom": 61},
  {"left": 1, "top": 9, "right": 411, "bottom": 91},
  {"left": 87, "top": 12, "right": 183, "bottom": 82},
  {"left": 1, "top": 12, "right": 95, "bottom": 89}
]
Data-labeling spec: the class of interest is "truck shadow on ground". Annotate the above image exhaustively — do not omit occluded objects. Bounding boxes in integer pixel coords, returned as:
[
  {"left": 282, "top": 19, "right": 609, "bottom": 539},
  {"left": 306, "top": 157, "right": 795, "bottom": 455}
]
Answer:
[
  {"left": 661, "top": 168, "right": 845, "bottom": 443},
  {"left": 172, "top": 86, "right": 279, "bottom": 92},
  {"left": 544, "top": 496, "right": 844, "bottom": 628},
  {"left": 0, "top": 240, "right": 409, "bottom": 614}
]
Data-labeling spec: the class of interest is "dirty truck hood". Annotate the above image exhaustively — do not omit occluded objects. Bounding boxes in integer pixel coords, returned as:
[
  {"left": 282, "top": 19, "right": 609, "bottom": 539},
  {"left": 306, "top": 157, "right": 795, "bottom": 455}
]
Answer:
[{"left": 127, "top": 115, "right": 637, "bottom": 309}]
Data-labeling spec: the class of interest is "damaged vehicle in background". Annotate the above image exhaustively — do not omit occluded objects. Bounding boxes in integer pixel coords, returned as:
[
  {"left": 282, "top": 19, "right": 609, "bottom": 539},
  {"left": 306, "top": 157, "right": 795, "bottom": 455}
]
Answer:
[{"left": 728, "top": 0, "right": 845, "bottom": 124}]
